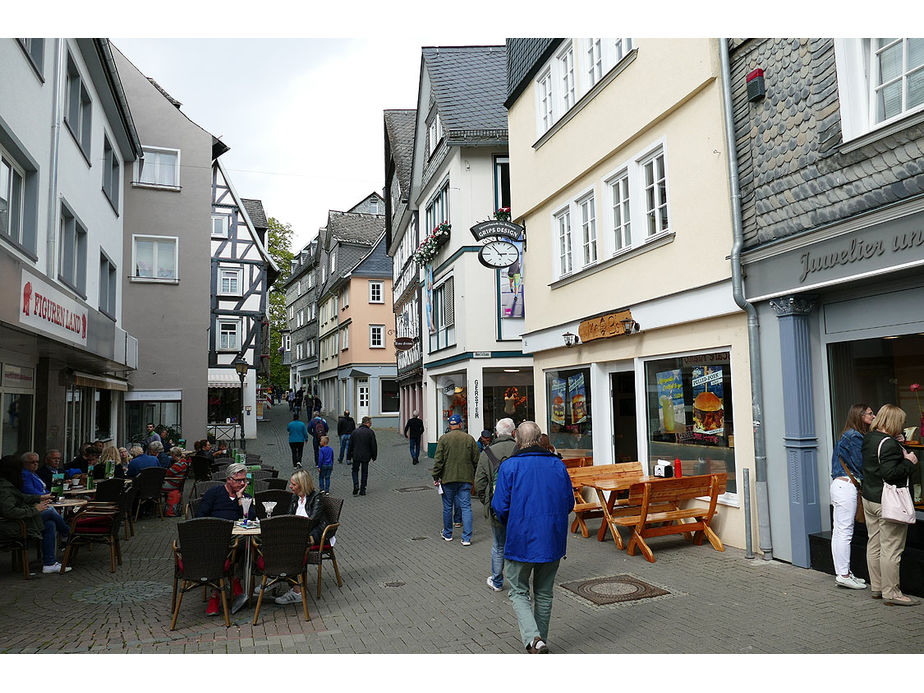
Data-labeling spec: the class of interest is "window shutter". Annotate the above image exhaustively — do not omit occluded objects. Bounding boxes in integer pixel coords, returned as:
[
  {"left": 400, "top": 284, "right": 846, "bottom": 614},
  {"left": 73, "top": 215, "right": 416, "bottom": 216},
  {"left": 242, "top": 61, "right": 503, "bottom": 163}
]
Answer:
[{"left": 444, "top": 276, "right": 454, "bottom": 326}]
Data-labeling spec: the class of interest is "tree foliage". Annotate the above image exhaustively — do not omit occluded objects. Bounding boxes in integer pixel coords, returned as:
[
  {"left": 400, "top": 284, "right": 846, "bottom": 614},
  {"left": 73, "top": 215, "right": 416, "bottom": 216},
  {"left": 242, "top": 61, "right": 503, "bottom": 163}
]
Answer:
[{"left": 264, "top": 217, "right": 294, "bottom": 389}]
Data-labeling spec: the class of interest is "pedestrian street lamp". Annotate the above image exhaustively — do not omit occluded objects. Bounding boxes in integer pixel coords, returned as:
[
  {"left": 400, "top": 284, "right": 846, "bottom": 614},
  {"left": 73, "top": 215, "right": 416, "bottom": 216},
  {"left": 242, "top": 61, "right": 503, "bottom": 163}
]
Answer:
[{"left": 232, "top": 354, "right": 250, "bottom": 451}]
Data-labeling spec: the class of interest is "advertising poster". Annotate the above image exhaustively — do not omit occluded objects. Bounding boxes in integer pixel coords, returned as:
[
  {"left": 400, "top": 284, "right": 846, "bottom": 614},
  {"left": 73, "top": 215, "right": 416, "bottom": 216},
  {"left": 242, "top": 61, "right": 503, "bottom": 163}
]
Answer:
[
  {"left": 550, "top": 378, "right": 567, "bottom": 425},
  {"left": 656, "top": 369, "right": 684, "bottom": 434},
  {"left": 691, "top": 366, "right": 724, "bottom": 435},
  {"left": 499, "top": 241, "right": 524, "bottom": 319},
  {"left": 568, "top": 373, "right": 587, "bottom": 424}
]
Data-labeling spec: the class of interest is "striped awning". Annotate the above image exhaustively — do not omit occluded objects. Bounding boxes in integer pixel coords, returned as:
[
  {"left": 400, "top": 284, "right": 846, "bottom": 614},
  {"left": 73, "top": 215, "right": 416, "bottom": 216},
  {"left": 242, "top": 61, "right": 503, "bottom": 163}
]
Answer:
[
  {"left": 208, "top": 370, "right": 243, "bottom": 389},
  {"left": 72, "top": 371, "right": 128, "bottom": 391}
]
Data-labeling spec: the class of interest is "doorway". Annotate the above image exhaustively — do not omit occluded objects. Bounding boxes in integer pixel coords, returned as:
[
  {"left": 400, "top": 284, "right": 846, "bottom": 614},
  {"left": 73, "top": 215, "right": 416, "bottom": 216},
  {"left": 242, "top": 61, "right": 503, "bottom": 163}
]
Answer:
[
  {"left": 356, "top": 378, "right": 370, "bottom": 420},
  {"left": 610, "top": 372, "right": 637, "bottom": 462}
]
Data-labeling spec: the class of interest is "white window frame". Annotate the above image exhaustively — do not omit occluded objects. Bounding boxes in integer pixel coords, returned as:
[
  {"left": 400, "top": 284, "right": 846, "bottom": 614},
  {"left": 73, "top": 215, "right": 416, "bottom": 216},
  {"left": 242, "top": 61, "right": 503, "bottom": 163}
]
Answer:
[
  {"left": 342, "top": 324, "right": 349, "bottom": 350},
  {"left": 284, "top": 334, "right": 291, "bottom": 351},
  {"left": 640, "top": 147, "right": 670, "bottom": 239},
  {"left": 578, "top": 192, "right": 598, "bottom": 265},
  {"left": 0, "top": 149, "right": 26, "bottom": 249},
  {"left": 369, "top": 280, "right": 384, "bottom": 304},
  {"left": 307, "top": 272, "right": 314, "bottom": 289},
  {"left": 329, "top": 249, "right": 336, "bottom": 274},
  {"left": 297, "top": 309, "right": 305, "bottom": 328},
  {"left": 217, "top": 319, "right": 242, "bottom": 352},
  {"left": 607, "top": 169, "right": 632, "bottom": 253},
  {"left": 557, "top": 42, "right": 576, "bottom": 113},
  {"left": 135, "top": 146, "right": 181, "bottom": 189},
  {"left": 369, "top": 324, "right": 385, "bottom": 348},
  {"left": 218, "top": 266, "right": 242, "bottom": 296},
  {"left": 536, "top": 69, "right": 554, "bottom": 135},
  {"left": 212, "top": 214, "right": 229, "bottom": 238},
  {"left": 131, "top": 234, "right": 178, "bottom": 281},
  {"left": 554, "top": 206, "right": 573, "bottom": 277},
  {"left": 425, "top": 182, "right": 450, "bottom": 234},
  {"left": 426, "top": 112, "right": 444, "bottom": 159},
  {"left": 342, "top": 285, "right": 349, "bottom": 308},
  {"left": 586, "top": 39, "right": 603, "bottom": 88}
]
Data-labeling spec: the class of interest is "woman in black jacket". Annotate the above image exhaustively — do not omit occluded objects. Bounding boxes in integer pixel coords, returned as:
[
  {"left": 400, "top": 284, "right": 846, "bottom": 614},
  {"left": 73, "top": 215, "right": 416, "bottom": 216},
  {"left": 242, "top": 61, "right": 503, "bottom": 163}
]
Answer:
[
  {"left": 861, "top": 404, "right": 919, "bottom": 606},
  {"left": 275, "top": 469, "right": 329, "bottom": 606}
]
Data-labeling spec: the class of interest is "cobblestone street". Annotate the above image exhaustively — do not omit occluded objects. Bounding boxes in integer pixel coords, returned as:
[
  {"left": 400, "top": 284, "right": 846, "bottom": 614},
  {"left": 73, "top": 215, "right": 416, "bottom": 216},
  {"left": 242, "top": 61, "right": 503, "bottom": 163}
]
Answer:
[{"left": 1, "top": 402, "right": 921, "bottom": 659}]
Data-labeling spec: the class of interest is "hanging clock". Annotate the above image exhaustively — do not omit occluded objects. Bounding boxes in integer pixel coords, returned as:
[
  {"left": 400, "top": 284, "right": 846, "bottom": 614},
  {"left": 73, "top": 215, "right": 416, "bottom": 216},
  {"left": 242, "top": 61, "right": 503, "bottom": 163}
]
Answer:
[{"left": 478, "top": 239, "right": 519, "bottom": 268}]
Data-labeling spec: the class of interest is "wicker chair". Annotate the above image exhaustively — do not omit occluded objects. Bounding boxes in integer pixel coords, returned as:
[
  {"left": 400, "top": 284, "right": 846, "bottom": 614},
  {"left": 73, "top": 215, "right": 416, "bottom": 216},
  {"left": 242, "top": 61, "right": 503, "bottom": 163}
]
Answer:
[
  {"left": 191, "top": 480, "right": 224, "bottom": 500},
  {"left": 120, "top": 485, "right": 138, "bottom": 539},
  {"left": 260, "top": 466, "right": 279, "bottom": 479},
  {"left": 253, "top": 490, "right": 294, "bottom": 519},
  {"left": 252, "top": 479, "right": 271, "bottom": 494},
  {"left": 250, "top": 515, "right": 313, "bottom": 624},
  {"left": 307, "top": 495, "right": 343, "bottom": 598},
  {"left": 190, "top": 456, "right": 213, "bottom": 482},
  {"left": 60, "top": 502, "right": 122, "bottom": 573},
  {"left": 184, "top": 496, "right": 202, "bottom": 520},
  {"left": 170, "top": 518, "right": 236, "bottom": 630},
  {"left": 93, "top": 478, "right": 124, "bottom": 504},
  {"left": 132, "top": 467, "right": 167, "bottom": 521},
  {"left": 0, "top": 519, "right": 34, "bottom": 579},
  {"left": 264, "top": 478, "right": 289, "bottom": 491},
  {"left": 250, "top": 470, "right": 273, "bottom": 482}
]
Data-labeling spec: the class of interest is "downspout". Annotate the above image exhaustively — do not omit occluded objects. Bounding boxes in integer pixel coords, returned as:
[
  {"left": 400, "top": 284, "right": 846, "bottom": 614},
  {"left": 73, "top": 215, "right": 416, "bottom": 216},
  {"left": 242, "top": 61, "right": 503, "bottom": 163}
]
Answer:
[
  {"left": 46, "top": 38, "right": 64, "bottom": 279},
  {"left": 720, "top": 38, "right": 773, "bottom": 560}
]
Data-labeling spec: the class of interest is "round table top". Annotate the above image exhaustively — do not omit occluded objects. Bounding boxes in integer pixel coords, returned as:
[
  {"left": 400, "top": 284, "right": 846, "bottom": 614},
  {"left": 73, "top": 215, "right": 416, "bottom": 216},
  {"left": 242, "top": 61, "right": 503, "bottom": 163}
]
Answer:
[
  {"left": 63, "top": 487, "right": 95, "bottom": 496},
  {"left": 51, "top": 498, "right": 88, "bottom": 509},
  {"left": 232, "top": 521, "right": 261, "bottom": 536}
]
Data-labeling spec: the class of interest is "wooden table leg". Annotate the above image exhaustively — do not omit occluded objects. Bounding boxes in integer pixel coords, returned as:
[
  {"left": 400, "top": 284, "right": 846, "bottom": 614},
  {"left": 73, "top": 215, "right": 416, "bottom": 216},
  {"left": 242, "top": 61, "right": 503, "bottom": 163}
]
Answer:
[{"left": 594, "top": 488, "right": 624, "bottom": 550}]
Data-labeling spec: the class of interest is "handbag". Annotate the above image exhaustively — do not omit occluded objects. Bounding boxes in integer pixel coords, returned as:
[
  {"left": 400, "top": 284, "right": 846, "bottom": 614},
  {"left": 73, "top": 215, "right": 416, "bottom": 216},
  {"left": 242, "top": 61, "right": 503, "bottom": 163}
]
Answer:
[
  {"left": 838, "top": 457, "right": 865, "bottom": 524},
  {"left": 877, "top": 437, "right": 916, "bottom": 525}
]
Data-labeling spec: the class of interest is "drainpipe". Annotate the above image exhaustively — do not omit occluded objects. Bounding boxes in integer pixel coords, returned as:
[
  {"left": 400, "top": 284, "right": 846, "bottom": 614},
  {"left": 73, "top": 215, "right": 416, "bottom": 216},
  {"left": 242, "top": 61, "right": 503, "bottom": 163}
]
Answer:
[
  {"left": 46, "top": 38, "right": 64, "bottom": 279},
  {"left": 720, "top": 38, "right": 773, "bottom": 560}
]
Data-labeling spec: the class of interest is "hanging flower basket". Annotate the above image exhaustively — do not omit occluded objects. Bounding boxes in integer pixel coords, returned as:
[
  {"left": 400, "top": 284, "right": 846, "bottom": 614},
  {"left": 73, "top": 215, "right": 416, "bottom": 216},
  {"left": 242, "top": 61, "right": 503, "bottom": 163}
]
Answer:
[
  {"left": 494, "top": 207, "right": 511, "bottom": 222},
  {"left": 413, "top": 222, "right": 451, "bottom": 265}
]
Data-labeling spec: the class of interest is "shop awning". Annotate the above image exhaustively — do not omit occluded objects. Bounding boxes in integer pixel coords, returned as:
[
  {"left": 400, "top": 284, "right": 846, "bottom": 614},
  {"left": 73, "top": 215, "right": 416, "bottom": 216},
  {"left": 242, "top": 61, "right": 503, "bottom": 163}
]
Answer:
[
  {"left": 349, "top": 369, "right": 369, "bottom": 378},
  {"left": 72, "top": 370, "right": 128, "bottom": 391},
  {"left": 208, "top": 370, "right": 242, "bottom": 389}
]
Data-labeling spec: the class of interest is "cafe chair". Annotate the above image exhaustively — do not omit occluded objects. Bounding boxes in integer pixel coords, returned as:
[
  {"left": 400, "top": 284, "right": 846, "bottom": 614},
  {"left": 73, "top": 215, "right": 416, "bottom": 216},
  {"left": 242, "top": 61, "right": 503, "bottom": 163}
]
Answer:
[
  {"left": 133, "top": 467, "right": 167, "bottom": 521},
  {"left": 60, "top": 502, "right": 122, "bottom": 573},
  {"left": 184, "top": 497, "right": 202, "bottom": 520},
  {"left": 250, "top": 515, "right": 313, "bottom": 624},
  {"left": 170, "top": 517, "right": 237, "bottom": 630},
  {"left": 307, "top": 495, "right": 343, "bottom": 598},
  {"left": 252, "top": 479, "right": 271, "bottom": 494},
  {"left": 253, "top": 490, "right": 294, "bottom": 519},
  {"left": 264, "top": 478, "right": 288, "bottom": 491},
  {"left": 190, "top": 455, "right": 213, "bottom": 482},
  {"left": 260, "top": 466, "right": 279, "bottom": 479},
  {"left": 93, "top": 478, "right": 124, "bottom": 504},
  {"left": 250, "top": 469, "right": 273, "bottom": 483},
  {"left": 191, "top": 480, "right": 224, "bottom": 500},
  {"left": 119, "top": 484, "right": 138, "bottom": 540},
  {"left": 0, "top": 519, "right": 36, "bottom": 579}
]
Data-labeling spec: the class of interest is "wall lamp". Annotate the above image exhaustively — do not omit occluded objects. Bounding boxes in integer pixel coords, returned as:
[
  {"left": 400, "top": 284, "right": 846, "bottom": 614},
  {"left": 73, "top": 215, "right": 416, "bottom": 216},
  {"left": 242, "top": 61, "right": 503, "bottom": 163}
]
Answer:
[
  {"left": 563, "top": 331, "right": 579, "bottom": 348},
  {"left": 622, "top": 317, "right": 640, "bottom": 335}
]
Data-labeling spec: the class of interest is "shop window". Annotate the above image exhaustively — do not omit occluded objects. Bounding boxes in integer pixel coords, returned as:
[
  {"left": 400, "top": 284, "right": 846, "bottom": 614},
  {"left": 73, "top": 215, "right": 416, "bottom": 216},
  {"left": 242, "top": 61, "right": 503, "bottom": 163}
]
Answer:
[
  {"left": 483, "top": 384, "right": 534, "bottom": 432},
  {"left": 546, "top": 367, "right": 592, "bottom": 453},
  {"left": 440, "top": 378, "right": 467, "bottom": 432},
  {"left": 381, "top": 379, "right": 400, "bottom": 414},
  {"left": 644, "top": 351, "right": 736, "bottom": 494},
  {"left": 207, "top": 388, "right": 241, "bottom": 424},
  {"left": 94, "top": 389, "right": 111, "bottom": 440},
  {"left": 126, "top": 401, "right": 181, "bottom": 442},
  {"left": 1, "top": 393, "right": 33, "bottom": 457}
]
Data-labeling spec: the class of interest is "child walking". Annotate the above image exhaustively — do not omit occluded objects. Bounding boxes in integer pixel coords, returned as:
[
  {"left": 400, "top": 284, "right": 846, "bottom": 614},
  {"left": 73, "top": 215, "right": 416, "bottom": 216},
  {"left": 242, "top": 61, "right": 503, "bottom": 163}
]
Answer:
[{"left": 317, "top": 435, "right": 334, "bottom": 493}]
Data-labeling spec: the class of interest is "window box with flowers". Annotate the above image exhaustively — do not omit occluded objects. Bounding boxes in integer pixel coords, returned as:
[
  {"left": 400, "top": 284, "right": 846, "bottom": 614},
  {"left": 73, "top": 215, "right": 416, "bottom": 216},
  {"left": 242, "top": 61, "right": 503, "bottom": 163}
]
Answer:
[{"left": 413, "top": 222, "right": 451, "bottom": 265}]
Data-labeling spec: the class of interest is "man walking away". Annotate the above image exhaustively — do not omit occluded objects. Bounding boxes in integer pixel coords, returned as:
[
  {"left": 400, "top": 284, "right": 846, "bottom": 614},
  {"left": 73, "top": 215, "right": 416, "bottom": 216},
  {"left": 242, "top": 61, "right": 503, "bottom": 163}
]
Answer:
[
  {"left": 404, "top": 411, "right": 425, "bottom": 465},
  {"left": 337, "top": 410, "right": 356, "bottom": 464},
  {"left": 431, "top": 414, "right": 479, "bottom": 545},
  {"left": 287, "top": 389, "right": 294, "bottom": 411},
  {"left": 309, "top": 411, "right": 329, "bottom": 466},
  {"left": 287, "top": 414, "right": 309, "bottom": 468},
  {"left": 474, "top": 418, "right": 517, "bottom": 591},
  {"left": 347, "top": 416, "right": 376, "bottom": 496},
  {"left": 293, "top": 389, "right": 303, "bottom": 418},
  {"left": 491, "top": 421, "right": 574, "bottom": 654}
]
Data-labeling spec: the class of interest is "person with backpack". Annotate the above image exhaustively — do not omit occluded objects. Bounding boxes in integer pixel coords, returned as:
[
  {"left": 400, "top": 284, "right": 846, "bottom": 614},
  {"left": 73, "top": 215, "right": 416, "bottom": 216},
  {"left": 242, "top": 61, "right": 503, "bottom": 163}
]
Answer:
[
  {"left": 473, "top": 418, "right": 517, "bottom": 591},
  {"left": 309, "top": 411, "right": 329, "bottom": 467}
]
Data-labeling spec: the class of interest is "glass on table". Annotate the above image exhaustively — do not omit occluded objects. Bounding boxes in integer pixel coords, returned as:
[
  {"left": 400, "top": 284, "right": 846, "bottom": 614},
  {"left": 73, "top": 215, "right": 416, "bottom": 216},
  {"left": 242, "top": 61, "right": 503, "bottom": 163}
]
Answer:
[
  {"left": 240, "top": 496, "right": 252, "bottom": 522},
  {"left": 262, "top": 501, "right": 277, "bottom": 518}
]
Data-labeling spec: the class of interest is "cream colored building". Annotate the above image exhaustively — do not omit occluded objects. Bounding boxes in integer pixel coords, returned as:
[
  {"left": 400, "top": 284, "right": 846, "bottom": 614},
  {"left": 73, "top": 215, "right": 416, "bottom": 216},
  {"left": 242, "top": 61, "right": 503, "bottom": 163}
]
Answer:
[{"left": 507, "top": 38, "right": 754, "bottom": 550}]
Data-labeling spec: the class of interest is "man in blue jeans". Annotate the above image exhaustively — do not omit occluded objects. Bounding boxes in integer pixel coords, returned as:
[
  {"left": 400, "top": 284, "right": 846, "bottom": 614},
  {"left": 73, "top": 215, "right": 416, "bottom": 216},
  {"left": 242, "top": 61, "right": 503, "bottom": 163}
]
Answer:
[
  {"left": 491, "top": 421, "right": 574, "bottom": 654},
  {"left": 431, "top": 414, "right": 479, "bottom": 545},
  {"left": 287, "top": 414, "right": 309, "bottom": 468},
  {"left": 403, "top": 411, "right": 424, "bottom": 465},
  {"left": 337, "top": 410, "right": 355, "bottom": 464},
  {"left": 473, "top": 418, "right": 516, "bottom": 591}
]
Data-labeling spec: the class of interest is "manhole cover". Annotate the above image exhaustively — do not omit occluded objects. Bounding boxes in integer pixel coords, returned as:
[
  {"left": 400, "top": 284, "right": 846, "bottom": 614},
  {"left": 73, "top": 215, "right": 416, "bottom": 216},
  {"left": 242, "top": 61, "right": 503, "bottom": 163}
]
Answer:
[
  {"left": 384, "top": 581, "right": 406, "bottom": 588},
  {"left": 72, "top": 580, "right": 173, "bottom": 605},
  {"left": 560, "top": 574, "right": 669, "bottom": 605},
  {"left": 396, "top": 486, "right": 432, "bottom": 493}
]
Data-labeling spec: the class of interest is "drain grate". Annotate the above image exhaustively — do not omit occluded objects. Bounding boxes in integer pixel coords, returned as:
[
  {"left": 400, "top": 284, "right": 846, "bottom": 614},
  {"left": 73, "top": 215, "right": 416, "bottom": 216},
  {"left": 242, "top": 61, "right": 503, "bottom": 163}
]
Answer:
[
  {"left": 396, "top": 485, "right": 433, "bottom": 493},
  {"left": 560, "top": 574, "right": 669, "bottom": 606}
]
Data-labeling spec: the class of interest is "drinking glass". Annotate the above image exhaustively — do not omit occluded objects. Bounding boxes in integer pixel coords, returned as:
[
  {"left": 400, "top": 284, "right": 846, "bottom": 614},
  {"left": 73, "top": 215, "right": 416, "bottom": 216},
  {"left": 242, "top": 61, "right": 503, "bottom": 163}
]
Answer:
[
  {"left": 240, "top": 496, "right": 252, "bottom": 521},
  {"left": 262, "top": 501, "right": 277, "bottom": 518}
]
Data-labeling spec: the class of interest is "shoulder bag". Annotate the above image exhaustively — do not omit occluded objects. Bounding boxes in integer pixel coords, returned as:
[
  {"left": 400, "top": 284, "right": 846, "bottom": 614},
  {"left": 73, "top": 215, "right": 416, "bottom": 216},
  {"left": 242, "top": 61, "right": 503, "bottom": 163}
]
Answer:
[
  {"left": 838, "top": 457, "right": 865, "bottom": 524},
  {"left": 877, "top": 437, "right": 916, "bottom": 525}
]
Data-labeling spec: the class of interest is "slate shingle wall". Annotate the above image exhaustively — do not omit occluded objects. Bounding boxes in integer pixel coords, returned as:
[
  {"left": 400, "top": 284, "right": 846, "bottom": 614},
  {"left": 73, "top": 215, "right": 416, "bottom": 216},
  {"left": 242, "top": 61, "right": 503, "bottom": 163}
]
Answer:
[
  {"left": 505, "top": 38, "right": 560, "bottom": 106},
  {"left": 730, "top": 38, "right": 924, "bottom": 249}
]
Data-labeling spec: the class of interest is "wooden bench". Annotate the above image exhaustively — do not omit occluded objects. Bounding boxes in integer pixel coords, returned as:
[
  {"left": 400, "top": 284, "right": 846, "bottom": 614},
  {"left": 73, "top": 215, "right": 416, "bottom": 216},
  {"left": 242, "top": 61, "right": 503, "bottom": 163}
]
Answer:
[
  {"left": 567, "top": 462, "right": 643, "bottom": 539},
  {"left": 612, "top": 473, "right": 727, "bottom": 563}
]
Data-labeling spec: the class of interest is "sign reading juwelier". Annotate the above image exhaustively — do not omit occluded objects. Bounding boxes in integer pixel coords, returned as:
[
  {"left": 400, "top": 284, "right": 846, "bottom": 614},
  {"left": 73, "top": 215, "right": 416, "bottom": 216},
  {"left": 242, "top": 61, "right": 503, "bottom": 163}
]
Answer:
[{"left": 19, "top": 269, "right": 88, "bottom": 347}]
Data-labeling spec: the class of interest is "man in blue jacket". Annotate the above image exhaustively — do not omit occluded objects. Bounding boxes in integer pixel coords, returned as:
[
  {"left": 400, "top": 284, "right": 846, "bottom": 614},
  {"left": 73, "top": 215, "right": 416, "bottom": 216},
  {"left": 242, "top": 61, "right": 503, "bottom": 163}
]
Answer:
[{"left": 491, "top": 421, "right": 574, "bottom": 654}]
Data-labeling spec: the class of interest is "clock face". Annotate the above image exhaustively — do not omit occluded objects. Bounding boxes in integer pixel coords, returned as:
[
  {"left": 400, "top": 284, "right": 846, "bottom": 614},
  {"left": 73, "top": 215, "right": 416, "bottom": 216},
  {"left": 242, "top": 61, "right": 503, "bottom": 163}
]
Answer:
[{"left": 478, "top": 240, "right": 519, "bottom": 268}]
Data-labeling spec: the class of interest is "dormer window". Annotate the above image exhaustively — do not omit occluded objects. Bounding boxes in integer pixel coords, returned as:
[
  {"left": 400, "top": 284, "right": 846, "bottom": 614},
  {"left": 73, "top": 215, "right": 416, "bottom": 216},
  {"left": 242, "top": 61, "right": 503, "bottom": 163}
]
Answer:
[{"left": 426, "top": 112, "right": 443, "bottom": 159}]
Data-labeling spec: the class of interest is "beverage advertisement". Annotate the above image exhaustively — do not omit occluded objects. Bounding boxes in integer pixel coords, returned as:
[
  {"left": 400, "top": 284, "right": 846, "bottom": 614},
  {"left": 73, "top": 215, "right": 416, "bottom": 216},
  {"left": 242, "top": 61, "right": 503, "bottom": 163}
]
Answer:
[
  {"left": 691, "top": 366, "right": 724, "bottom": 435},
  {"left": 568, "top": 373, "right": 587, "bottom": 424},
  {"left": 550, "top": 378, "right": 566, "bottom": 425},
  {"left": 656, "top": 369, "right": 684, "bottom": 434}
]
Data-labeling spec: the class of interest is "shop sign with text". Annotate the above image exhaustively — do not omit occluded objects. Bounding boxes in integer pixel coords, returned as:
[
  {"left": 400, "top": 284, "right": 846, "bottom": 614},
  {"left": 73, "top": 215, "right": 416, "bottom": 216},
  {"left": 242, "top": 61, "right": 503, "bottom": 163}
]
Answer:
[{"left": 19, "top": 269, "right": 88, "bottom": 347}]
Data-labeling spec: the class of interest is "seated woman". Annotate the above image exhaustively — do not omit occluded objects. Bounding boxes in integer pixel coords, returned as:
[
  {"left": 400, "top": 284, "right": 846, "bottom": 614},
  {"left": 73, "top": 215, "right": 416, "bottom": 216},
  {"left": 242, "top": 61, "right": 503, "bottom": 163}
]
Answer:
[
  {"left": 275, "top": 469, "right": 330, "bottom": 606},
  {"left": 0, "top": 455, "right": 71, "bottom": 574},
  {"left": 21, "top": 452, "right": 48, "bottom": 495},
  {"left": 94, "top": 445, "right": 126, "bottom": 480},
  {"left": 162, "top": 447, "right": 189, "bottom": 517}
]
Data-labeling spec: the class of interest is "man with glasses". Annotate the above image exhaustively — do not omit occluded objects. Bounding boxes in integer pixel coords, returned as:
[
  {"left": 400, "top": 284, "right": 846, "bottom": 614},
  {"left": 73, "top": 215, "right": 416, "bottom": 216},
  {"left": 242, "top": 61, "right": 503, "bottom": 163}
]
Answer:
[
  {"left": 37, "top": 450, "right": 63, "bottom": 488},
  {"left": 197, "top": 463, "right": 256, "bottom": 615}
]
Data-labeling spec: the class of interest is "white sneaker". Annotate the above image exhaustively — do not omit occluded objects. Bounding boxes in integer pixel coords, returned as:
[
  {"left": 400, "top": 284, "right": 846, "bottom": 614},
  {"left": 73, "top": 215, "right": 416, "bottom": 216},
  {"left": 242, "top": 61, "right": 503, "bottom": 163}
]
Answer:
[
  {"left": 461, "top": 540, "right": 471, "bottom": 546},
  {"left": 486, "top": 577, "right": 502, "bottom": 592},
  {"left": 42, "top": 562, "right": 72, "bottom": 574},
  {"left": 835, "top": 573, "right": 866, "bottom": 590},
  {"left": 274, "top": 588, "right": 302, "bottom": 605},
  {"left": 847, "top": 572, "right": 866, "bottom": 585}
]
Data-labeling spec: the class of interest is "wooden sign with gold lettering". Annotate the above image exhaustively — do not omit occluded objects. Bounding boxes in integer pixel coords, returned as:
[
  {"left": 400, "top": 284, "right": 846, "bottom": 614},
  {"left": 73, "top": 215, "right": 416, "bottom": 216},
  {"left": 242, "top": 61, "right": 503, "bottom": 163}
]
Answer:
[{"left": 578, "top": 310, "right": 633, "bottom": 344}]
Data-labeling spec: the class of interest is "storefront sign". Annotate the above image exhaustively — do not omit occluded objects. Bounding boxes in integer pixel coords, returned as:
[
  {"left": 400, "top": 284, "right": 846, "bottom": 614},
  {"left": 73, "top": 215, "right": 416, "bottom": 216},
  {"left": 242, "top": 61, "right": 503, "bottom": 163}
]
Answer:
[
  {"left": 744, "top": 209, "right": 924, "bottom": 299},
  {"left": 473, "top": 351, "right": 491, "bottom": 358},
  {"left": 473, "top": 379, "right": 479, "bottom": 418},
  {"left": 1, "top": 364, "right": 35, "bottom": 389},
  {"left": 578, "top": 310, "right": 633, "bottom": 343},
  {"left": 469, "top": 220, "right": 524, "bottom": 242},
  {"left": 19, "top": 269, "right": 88, "bottom": 347},
  {"left": 394, "top": 337, "right": 416, "bottom": 351}
]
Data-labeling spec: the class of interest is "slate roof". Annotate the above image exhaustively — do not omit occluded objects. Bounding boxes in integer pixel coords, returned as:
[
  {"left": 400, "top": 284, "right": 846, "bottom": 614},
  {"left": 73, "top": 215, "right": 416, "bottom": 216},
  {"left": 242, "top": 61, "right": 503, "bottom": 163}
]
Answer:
[
  {"left": 350, "top": 232, "right": 392, "bottom": 277},
  {"left": 504, "top": 38, "right": 562, "bottom": 108},
  {"left": 384, "top": 109, "right": 416, "bottom": 195},
  {"left": 421, "top": 46, "right": 508, "bottom": 134},
  {"left": 241, "top": 198, "right": 268, "bottom": 230},
  {"left": 326, "top": 211, "right": 385, "bottom": 248},
  {"left": 146, "top": 77, "right": 182, "bottom": 108}
]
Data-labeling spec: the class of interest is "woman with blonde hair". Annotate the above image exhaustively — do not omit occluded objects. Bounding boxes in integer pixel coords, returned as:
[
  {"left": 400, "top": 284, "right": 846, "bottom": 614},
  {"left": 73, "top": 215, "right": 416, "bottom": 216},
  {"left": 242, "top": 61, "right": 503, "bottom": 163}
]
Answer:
[
  {"left": 95, "top": 444, "right": 124, "bottom": 479},
  {"left": 275, "top": 469, "right": 330, "bottom": 606},
  {"left": 861, "top": 404, "right": 919, "bottom": 606}
]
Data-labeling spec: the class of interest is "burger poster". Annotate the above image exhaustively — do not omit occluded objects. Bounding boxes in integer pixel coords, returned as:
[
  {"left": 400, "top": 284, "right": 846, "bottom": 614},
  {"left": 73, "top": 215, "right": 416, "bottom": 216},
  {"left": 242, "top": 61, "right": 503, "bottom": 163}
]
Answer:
[
  {"left": 691, "top": 366, "right": 724, "bottom": 435},
  {"left": 568, "top": 373, "right": 588, "bottom": 424},
  {"left": 550, "top": 378, "right": 566, "bottom": 425},
  {"left": 655, "top": 369, "right": 684, "bottom": 434}
]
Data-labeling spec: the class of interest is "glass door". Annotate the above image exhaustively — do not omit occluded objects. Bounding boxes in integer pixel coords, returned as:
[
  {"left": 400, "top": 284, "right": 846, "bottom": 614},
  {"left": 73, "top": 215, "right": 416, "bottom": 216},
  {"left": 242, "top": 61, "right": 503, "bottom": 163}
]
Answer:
[{"left": 610, "top": 371, "right": 637, "bottom": 463}]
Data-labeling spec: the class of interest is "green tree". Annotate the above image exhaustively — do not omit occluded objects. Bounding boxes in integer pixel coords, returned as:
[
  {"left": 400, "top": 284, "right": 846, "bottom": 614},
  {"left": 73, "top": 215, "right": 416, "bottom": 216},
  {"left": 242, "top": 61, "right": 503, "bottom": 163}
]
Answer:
[{"left": 264, "top": 217, "right": 294, "bottom": 390}]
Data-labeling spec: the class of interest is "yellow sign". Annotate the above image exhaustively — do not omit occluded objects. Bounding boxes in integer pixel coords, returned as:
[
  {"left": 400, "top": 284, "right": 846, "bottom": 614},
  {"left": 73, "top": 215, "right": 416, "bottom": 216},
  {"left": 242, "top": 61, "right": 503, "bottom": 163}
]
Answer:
[{"left": 578, "top": 310, "right": 633, "bottom": 344}]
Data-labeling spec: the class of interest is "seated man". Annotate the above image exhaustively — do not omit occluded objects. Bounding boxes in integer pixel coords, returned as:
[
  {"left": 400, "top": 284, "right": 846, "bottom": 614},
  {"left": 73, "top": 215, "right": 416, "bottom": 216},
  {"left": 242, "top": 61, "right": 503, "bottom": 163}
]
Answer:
[
  {"left": 68, "top": 444, "right": 99, "bottom": 477},
  {"left": 36, "top": 449, "right": 64, "bottom": 488},
  {"left": 150, "top": 441, "right": 172, "bottom": 468},
  {"left": 126, "top": 445, "right": 159, "bottom": 478},
  {"left": 197, "top": 463, "right": 257, "bottom": 614}
]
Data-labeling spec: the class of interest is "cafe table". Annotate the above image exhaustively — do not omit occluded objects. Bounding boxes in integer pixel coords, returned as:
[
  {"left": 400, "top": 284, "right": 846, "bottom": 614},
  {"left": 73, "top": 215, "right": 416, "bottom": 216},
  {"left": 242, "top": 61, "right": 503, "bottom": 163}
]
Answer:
[
  {"left": 585, "top": 476, "right": 646, "bottom": 548},
  {"left": 231, "top": 519, "right": 261, "bottom": 612}
]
